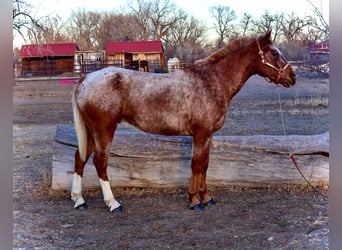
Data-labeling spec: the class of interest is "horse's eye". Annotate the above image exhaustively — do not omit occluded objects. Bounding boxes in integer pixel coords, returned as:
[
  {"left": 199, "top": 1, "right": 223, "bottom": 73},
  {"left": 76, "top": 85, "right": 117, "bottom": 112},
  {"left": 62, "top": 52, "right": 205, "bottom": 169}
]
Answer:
[{"left": 271, "top": 50, "right": 279, "bottom": 58}]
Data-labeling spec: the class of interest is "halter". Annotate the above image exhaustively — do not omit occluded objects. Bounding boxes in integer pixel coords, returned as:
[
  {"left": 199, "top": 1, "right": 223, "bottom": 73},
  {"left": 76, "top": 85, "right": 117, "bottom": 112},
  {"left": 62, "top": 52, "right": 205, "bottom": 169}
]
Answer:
[{"left": 256, "top": 39, "right": 290, "bottom": 83}]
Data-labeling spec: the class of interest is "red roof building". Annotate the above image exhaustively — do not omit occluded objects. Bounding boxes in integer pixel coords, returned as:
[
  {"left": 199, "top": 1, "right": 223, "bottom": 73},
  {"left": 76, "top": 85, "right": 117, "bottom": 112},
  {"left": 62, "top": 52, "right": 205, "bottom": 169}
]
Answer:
[
  {"left": 19, "top": 43, "right": 79, "bottom": 76},
  {"left": 106, "top": 40, "right": 163, "bottom": 54},
  {"left": 309, "top": 40, "right": 329, "bottom": 65},
  {"left": 105, "top": 40, "right": 164, "bottom": 71},
  {"left": 20, "top": 43, "right": 79, "bottom": 58},
  {"left": 310, "top": 40, "right": 329, "bottom": 53}
]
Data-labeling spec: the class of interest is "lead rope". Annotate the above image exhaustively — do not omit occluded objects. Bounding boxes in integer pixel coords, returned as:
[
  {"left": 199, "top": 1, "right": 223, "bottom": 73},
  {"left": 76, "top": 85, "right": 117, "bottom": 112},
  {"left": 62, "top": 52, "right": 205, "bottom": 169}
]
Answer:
[{"left": 276, "top": 86, "right": 320, "bottom": 193}]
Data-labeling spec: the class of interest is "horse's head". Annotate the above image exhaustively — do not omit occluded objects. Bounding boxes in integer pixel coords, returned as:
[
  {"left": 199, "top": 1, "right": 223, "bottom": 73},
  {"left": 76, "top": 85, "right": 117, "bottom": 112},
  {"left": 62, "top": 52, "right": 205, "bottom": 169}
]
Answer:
[{"left": 255, "top": 30, "right": 296, "bottom": 88}]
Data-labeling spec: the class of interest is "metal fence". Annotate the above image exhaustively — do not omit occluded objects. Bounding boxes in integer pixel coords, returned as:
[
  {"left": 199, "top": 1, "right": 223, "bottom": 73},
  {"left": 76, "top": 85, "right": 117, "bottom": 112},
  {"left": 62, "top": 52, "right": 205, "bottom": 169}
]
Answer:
[
  {"left": 17, "top": 58, "right": 311, "bottom": 79},
  {"left": 14, "top": 59, "right": 170, "bottom": 79}
]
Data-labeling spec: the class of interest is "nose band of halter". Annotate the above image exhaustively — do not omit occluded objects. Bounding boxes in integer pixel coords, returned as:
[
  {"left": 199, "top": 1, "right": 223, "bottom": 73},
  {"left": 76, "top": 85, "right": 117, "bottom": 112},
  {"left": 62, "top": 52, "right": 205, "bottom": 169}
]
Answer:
[{"left": 256, "top": 39, "right": 289, "bottom": 83}]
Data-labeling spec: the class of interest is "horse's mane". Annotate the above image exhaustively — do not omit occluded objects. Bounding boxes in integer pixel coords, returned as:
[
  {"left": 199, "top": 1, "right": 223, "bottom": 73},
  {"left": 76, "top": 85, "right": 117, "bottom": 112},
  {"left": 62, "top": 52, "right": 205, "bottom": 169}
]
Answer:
[{"left": 194, "top": 37, "right": 256, "bottom": 66}]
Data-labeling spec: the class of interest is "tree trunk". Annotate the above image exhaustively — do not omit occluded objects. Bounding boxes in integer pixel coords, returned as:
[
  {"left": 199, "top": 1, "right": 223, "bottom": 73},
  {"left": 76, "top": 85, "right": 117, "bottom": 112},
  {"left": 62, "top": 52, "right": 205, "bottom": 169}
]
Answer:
[{"left": 52, "top": 124, "right": 329, "bottom": 190}]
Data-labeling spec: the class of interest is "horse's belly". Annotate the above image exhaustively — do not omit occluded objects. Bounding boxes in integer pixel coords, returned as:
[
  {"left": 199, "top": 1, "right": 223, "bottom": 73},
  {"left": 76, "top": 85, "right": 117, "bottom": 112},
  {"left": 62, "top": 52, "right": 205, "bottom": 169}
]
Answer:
[{"left": 122, "top": 112, "right": 192, "bottom": 136}]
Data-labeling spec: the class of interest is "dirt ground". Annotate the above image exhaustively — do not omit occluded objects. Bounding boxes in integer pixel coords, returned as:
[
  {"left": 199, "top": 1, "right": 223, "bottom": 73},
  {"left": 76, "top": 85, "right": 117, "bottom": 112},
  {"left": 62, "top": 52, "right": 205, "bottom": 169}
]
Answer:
[{"left": 13, "top": 74, "right": 329, "bottom": 249}]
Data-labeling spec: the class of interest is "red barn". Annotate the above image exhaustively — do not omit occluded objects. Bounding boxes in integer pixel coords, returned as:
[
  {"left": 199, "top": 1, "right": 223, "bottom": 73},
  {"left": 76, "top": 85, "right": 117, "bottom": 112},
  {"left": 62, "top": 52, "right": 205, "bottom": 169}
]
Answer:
[
  {"left": 20, "top": 43, "right": 79, "bottom": 76},
  {"left": 106, "top": 40, "right": 164, "bottom": 72},
  {"left": 309, "top": 40, "right": 329, "bottom": 65}
]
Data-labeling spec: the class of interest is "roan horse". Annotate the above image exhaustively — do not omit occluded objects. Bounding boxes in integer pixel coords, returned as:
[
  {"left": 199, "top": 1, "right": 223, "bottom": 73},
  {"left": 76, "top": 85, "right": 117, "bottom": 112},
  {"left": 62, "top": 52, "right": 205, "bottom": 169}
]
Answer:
[
  {"left": 129, "top": 60, "right": 149, "bottom": 72},
  {"left": 71, "top": 31, "right": 296, "bottom": 212}
]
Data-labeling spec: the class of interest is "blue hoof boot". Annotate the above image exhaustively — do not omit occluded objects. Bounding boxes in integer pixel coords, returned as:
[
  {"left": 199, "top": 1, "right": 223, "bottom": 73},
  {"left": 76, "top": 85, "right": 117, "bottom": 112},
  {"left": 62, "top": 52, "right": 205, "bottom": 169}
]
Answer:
[
  {"left": 75, "top": 202, "right": 88, "bottom": 210},
  {"left": 190, "top": 203, "right": 204, "bottom": 211},
  {"left": 110, "top": 205, "right": 124, "bottom": 213},
  {"left": 204, "top": 198, "right": 216, "bottom": 207}
]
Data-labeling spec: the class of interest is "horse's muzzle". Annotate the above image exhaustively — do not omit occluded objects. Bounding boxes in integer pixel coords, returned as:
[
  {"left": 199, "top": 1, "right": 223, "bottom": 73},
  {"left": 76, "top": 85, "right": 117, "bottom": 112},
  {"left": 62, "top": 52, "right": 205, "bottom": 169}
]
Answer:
[{"left": 281, "top": 69, "right": 296, "bottom": 88}]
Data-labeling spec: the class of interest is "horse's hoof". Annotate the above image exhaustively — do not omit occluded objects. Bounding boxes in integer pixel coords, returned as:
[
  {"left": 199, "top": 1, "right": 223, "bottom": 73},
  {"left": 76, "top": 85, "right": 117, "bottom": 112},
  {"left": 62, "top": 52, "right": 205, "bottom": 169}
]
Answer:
[
  {"left": 75, "top": 202, "right": 88, "bottom": 210},
  {"left": 190, "top": 203, "right": 204, "bottom": 211},
  {"left": 203, "top": 198, "right": 216, "bottom": 207},
  {"left": 110, "top": 205, "right": 124, "bottom": 213}
]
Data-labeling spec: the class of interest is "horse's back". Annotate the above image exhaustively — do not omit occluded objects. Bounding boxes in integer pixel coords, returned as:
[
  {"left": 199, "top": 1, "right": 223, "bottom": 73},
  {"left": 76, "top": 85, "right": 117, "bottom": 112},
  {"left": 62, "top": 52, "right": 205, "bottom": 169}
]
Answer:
[
  {"left": 78, "top": 66, "right": 191, "bottom": 94},
  {"left": 75, "top": 66, "right": 193, "bottom": 116}
]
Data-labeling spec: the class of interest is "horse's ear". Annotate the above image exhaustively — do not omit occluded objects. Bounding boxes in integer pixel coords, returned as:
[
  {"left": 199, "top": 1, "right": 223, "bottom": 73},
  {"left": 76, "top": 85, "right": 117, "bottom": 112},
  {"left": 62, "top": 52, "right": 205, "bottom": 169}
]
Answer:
[
  {"left": 259, "top": 30, "right": 272, "bottom": 46},
  {"left": 265, "top": 30, "right": 272, "bottom": 40}
]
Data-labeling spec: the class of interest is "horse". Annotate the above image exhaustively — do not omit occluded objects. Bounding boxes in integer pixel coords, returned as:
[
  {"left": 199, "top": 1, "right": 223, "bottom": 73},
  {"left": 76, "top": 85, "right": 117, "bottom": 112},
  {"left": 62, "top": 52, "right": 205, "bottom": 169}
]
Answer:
[
  {"left": 128, "top": 60, "right": 149, "bottom": 72},
  {"left": 71, "top": 30, "right": 296, "bottom": 212},
  {"left": 167, "top": 57, "right": 180, "bottom": 72}
]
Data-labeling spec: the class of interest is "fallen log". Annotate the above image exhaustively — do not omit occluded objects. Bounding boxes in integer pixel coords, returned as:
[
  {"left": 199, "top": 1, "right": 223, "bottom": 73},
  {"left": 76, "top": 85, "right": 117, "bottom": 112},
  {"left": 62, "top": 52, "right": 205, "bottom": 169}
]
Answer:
[{"left": 52, "top": 124, "right": 329, "bottom": 190}]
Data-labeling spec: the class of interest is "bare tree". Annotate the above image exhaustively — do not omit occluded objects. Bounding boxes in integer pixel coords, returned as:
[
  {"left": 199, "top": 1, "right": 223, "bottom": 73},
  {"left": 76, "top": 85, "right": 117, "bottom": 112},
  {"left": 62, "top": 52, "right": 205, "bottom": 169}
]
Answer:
[
  {"left": 209, "top": 5, "right": 237, "bottom": 47},
  {"left": 149, "top": 0, "right": 185, "bottom": 40},
  {"left": 13, "top": 0, "right": 48, "bottom": 43},
  {"left": 26, "top": 15, "right": 70, "bottom": 44},
  {"left": 252, "top": 11, "right": 283, "bottom": 42},
  {"left": 302, "top": 19, "right": 326, "bottom": 42},
  {"left": 126, "top": 0, "right": 153, "bottom": 40},
  {"left": 165, "top": 13, "right": 207, "bottom": 60},
  {"left": 66, "top": 9, "right": 103, "bottom": 50},
  {"left": 96, "top": 13, "right": 138, "bottom": 48},
  {"left": 280, "top": 12, "right": 313, "bottom": 44},
  {"left": 61, "top": 9, "right": 140, "bottom": 49},
  {"left": 306, "top": 0, "right": 329, "bottom": 38},
  {"left": 127, "top": 0, "right": 187, "bottom": 41},
  {"left": 239, "top": 12, "right": 254, "bottom": 37}
]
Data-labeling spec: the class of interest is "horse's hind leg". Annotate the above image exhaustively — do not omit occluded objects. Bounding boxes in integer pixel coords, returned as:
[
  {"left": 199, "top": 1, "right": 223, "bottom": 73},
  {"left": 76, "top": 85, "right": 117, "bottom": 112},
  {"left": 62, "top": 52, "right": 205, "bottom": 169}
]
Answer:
[
  {"left": 71, "top": 132, "right": 94, "bottom": 209},
  {"left": 93, "top": 127, "right": 122, "bottom": 213}
]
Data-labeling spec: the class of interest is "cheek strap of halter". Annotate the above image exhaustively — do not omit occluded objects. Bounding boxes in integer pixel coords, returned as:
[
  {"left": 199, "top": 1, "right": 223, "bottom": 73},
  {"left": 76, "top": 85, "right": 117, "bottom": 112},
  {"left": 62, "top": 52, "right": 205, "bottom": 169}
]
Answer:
[{"left": 256, "top": 39, "right": 290, "bottom": 83}]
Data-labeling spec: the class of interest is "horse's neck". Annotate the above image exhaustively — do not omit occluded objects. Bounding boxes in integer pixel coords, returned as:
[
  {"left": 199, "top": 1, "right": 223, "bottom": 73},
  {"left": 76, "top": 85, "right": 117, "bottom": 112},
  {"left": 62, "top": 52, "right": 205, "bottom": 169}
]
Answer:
[{"left": 215, "top": 47, "right": 258, "bottom": 99}]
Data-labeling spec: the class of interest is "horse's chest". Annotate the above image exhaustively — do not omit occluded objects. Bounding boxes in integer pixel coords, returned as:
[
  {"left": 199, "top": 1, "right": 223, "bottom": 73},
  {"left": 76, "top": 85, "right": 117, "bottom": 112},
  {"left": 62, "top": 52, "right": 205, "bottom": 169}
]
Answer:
[{"left": 192, "top": 98, "right": 228, "bottom": 132}]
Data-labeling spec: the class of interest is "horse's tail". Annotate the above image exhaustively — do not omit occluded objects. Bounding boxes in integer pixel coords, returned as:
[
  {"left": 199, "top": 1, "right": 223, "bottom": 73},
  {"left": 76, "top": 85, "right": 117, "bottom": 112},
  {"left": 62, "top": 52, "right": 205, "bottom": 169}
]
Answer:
[{"left": 72, "top": 77, "right": 87, "bottom": 162}]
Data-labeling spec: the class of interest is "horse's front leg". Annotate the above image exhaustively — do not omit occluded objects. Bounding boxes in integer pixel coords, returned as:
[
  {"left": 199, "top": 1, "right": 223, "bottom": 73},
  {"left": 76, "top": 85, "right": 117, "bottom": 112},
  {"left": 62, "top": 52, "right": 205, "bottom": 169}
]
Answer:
[{"left": 188, "top": 133, "right": 215, "bottom": 210}]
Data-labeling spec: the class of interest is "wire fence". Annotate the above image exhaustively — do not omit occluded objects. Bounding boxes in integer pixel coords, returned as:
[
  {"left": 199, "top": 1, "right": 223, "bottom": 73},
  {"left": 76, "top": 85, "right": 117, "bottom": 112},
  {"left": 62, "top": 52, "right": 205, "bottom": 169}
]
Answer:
[
  {"left": 14, "top": 59, "right": 180, "bottom": 79},
  {"left": 14, "top": 59, "right": 326, "bottom": 80}
]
